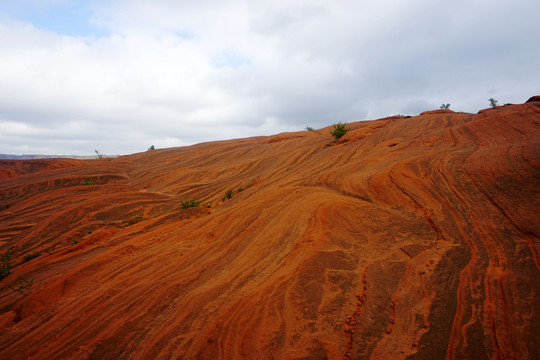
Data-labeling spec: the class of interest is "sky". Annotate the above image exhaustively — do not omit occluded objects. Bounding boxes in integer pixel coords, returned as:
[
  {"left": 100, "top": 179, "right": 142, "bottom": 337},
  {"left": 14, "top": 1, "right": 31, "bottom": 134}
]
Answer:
[{"left": 0, "top": 0, "right": 538, "bottom": 155}]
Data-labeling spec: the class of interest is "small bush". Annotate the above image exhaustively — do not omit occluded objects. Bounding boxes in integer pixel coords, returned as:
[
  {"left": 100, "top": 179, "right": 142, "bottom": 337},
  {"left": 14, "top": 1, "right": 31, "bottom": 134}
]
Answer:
[
  {"left": 440, "top": 103, "right": 450, "bottom": 109},
  {"left": 222, "top": 189, "right": 234, "bottom": 201},
  {"left": 305, "top": 126, "right": 314, "bottom": 131},
  {"left": 1, "top": 248, "right": 13, "bottom": 280},
  {"left": 489, "top": 98, "right": 498, "bottom": 108},
  {"left": 9, "top": 275, "right": 34, "bottom": 297},
  {"left": 330, "top": 122, "right": 348, "bottom": 140},
  {"left": 148, "top": 145, "right": 155, "bottom": 151},
  {"left": 82, "top": 178, "right": 97, "bottom": 185},
  {"left": 180, "top": 199, "right": 200, "bottom": 209}
]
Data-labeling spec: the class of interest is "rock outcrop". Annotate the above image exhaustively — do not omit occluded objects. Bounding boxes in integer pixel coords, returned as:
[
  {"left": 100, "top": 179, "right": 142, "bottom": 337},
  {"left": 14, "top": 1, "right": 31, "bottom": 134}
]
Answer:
[{"left": 1, "top": 102, "right": 539, "bottom": 359}]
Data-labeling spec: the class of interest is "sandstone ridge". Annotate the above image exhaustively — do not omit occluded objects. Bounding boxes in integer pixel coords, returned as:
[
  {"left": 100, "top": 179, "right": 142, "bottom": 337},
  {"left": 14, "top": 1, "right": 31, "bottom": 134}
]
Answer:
[{"left": 1, "top": 102, "right": 539, "bottom": 359}]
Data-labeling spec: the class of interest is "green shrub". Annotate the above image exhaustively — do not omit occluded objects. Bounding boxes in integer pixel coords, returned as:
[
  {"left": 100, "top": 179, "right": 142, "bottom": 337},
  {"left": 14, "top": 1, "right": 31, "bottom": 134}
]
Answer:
[
  {"left": 82, "top": 178, "right": 97, "bottom": 185},
  {"left": 489, "top": 98, "right": 498, "bottom": 108},
  {"left": 222, "top": 189, "right": 234, "bottom": 201},
  {"left": 440, "top": 103, "right": 450, "bottom": 109},
  {"left": 330, "top": 122, "right": 348, "bottom": 139},
  {"left": 148, "top": 145, "right": 155, "bottom": 151},
  {"left": 180, "top": 199, "right": 200, "bottom": 209},
  {"left": 305, "top": 126, "right": 314, "bottom": 131},
  {"left": 9, "top": 275, "right": 34, "bottom": 297},
  {"left": 1, "top": 248, "right": 13, "bottom": 280}
]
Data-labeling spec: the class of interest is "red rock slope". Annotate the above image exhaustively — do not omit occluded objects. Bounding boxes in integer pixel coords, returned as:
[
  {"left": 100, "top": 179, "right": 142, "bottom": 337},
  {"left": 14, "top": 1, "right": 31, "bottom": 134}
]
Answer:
[{"left": 0, "top": 102, "right": 539, "bottom": 359}]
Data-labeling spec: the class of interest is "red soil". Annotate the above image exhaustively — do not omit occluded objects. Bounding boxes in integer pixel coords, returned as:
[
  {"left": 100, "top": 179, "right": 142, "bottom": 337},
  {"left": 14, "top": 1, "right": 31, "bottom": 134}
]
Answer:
[{"left": 1, "top": 102, "right": 539, "bottom": 359}]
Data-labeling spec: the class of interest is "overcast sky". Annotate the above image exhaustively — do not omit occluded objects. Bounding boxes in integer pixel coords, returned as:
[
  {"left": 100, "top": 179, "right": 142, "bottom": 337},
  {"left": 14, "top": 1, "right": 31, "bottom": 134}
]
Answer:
[{"left": 0, "top": 0, "right": 538, "bottom": 155}]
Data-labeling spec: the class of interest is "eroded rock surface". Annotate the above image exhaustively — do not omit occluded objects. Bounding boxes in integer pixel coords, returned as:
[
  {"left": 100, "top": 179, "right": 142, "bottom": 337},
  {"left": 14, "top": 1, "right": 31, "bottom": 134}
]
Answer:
[{"left": 1, "top": 102, "right": 539, "bottom": 359}]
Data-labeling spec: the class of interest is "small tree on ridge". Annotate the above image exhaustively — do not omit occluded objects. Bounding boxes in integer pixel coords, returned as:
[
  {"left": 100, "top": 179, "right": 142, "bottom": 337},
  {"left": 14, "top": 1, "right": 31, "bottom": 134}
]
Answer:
[{"left": 330, "top": 122, "right": 348, "bottom": 139}]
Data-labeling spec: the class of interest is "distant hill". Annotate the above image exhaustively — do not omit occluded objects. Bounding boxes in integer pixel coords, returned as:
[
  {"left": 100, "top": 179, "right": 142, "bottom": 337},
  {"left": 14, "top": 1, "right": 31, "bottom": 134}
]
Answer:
[
  {"left": 0, "top": 102, "right": 539, "bottom": 359},
  {"left": 0, "top": 154, "right": 115, "bottom": 160}
]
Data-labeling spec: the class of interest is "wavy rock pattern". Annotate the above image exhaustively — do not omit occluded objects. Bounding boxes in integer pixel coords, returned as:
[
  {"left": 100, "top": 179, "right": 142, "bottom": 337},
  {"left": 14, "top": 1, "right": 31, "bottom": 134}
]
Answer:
[{"left": 0, "top": 103, "right": 539, "bottom": 359}]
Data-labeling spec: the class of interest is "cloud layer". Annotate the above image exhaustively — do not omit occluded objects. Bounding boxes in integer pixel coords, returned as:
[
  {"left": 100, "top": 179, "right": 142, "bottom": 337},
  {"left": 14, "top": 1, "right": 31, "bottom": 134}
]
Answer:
[{"left": 1, "top": 0, "right": 539, "bottom": 155}]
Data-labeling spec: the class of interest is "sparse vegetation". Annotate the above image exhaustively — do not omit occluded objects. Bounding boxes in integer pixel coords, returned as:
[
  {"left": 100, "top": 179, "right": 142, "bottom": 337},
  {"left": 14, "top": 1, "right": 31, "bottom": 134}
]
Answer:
[
  {"left": 153, "top": 209, "right": 173, "bottom": 218},
  {"left": 23, "top": 252, "right": 40, "bottom": 263},
  {"left": 95, "top": 149, "right": 103, "bottom": 159},
  {"left": 82, "top": 178, "right": 97, "bottom": 185},
  {"left": 440, "top": 103, "right": 451, "bottom": 109},
  {"left": 180, "top": 199, "right": 200, "bottom": 209},
  {"left": 489, "top": 98, "right": 498, "bottom": 108},
  {"left": 237, "top": 185, "right": 244, "bottom": 192},
  {"left": 127, "top": 214, "right": 143, "bottom": 225},
  {"left": 1, "top": 248, "right": 13, "bottom": 280},
  {"left": 148, "top": 145, "right": 155, "bottom": 151},
  {"left": 305, "top": 126, "right": 314, "bottom": 131},
  {"left": 9, "top": 275, "right": 34, "bottom": 297},
  {"left": 222, "top": 189, "right": 234, "bottom": 200},
  {"left": 330, "top": 122, "right": 348, "bottom": 140}
]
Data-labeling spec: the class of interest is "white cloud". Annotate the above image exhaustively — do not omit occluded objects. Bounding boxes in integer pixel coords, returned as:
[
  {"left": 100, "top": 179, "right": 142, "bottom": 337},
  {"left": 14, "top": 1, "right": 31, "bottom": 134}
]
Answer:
[{"left": 0, "top": 0, "right": 539, "bottom": 155}]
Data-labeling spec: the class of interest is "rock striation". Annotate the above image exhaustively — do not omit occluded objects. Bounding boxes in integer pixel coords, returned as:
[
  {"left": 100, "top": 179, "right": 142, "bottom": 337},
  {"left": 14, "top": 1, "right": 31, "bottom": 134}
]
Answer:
[{"left": 1, "top": 102, "right": 539, "bottom": 359}]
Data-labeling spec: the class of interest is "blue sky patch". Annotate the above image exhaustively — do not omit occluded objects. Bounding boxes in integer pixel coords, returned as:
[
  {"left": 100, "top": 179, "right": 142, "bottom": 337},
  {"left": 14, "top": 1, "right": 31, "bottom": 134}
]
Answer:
[
  {"left": 211, "top": 49, "right": 251, "bottom": 69},
  {"left": 0, "top": 1, "right": 108, "bottom": 37}
]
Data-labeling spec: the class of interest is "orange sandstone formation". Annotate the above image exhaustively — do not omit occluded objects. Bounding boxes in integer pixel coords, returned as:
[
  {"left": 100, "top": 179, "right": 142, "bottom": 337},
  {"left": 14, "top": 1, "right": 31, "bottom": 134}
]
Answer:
[{"left": 0, "top": 101, "right": 539, "bottom": 359}]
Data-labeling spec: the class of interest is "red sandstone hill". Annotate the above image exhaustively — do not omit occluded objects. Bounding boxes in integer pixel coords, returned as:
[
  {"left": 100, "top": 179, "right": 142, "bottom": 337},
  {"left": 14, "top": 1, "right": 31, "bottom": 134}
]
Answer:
[{"left": 0, "top": 102, "right": 539, "bottom": 359}]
